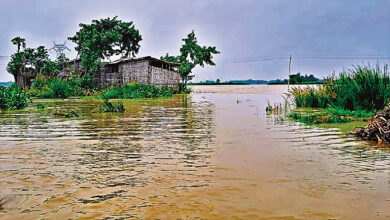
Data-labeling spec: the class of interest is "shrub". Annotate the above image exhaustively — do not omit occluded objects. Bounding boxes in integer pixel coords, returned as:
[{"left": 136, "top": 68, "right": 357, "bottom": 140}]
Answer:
[
  {"left": 28, "top": 76, "right": 98, "bottom": 98},
  {"left": 0, "top": 84, "right": 29, "bottom": 110}
]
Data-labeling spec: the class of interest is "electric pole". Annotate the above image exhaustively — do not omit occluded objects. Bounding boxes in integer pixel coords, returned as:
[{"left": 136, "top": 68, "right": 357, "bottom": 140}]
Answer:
[{"left": 288, "top": 53, "right": 292, "bottom": 91}]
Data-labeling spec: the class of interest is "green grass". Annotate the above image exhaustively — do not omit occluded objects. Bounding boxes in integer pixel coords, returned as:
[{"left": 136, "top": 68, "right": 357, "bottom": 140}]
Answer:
[
  {"left": 28, "top": 76, "right": 98, "bottom": 98},
  {"left": 97, "top": 99, "right": 125, "bottom": 113},
  {"left": 98, "top": 83, "right": 175, "bottom": 99},
  {"left": 0, "top": 84, "right": 29, "bottom": 110},
  {"left": 289, "top": 108, "right": 374, "bottom": 125},
  {"left": 290, "top": 64, "right": 390, "bottom": 112}
]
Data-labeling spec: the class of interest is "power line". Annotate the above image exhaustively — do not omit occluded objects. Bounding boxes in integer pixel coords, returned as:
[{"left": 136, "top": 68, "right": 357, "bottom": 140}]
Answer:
[
  {"left": 224, "top": 55, "right": 390, "bottom": 63},
  {"left": 228, "top": 57, "right": 289, "bottom": 63},
  {"left": 294, "top": 56, "right": 390, "bottom": 60}
]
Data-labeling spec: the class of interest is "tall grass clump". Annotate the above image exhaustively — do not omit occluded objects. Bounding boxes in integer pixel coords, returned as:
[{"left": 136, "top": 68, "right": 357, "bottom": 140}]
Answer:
[
  {"left": 291, "top": 63, "right": 390, "bottom": 112},
  {"left": 99, "top": 83, "right": 175, "bottom": 99},
  {"left": 0, "top": 84, "right": 29, "bottom": 110},
  {"left": 97, "top": 98, "right": 125, "bottom": 113},
  {"left": 28, "top": 76, "right": 98, "bottom": 98}
]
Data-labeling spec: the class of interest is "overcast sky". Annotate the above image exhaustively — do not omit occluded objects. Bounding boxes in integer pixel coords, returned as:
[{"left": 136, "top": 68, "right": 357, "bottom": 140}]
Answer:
[{"left": 1, "top": 0, "right": 390, "bottom": 82}]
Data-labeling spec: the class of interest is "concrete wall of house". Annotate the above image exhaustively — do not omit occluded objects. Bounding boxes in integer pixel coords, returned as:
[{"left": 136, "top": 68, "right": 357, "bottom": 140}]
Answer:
[{"left": 93, "top": 59, "right": 180, "bottom": 89}]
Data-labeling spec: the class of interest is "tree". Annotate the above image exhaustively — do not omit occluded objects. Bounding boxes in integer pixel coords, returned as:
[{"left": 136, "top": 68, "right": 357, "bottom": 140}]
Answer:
[
  {"left": 68, "top": 16, "right": 142, "bottom": 75},
  {"left": 161, "top": 31, "right": 219, "bottom": 88},
  {"left": 11, "top": 36, "right": 26, "bottom": 53},
  {"left": 7, "top": 37, "right": 50, "bottom": 86}
]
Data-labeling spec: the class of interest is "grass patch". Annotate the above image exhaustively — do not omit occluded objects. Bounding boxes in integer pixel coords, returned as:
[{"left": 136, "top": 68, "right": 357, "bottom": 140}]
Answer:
[
  {"left": 98, "top": 83, "right": 175, "bottom": 99},
  {"left": 289, "top": 108, "right": 374, "bottom": 125}
]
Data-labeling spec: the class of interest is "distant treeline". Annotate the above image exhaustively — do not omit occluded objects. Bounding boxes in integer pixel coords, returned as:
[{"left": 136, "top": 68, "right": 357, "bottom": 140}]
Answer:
[
  {"left": 189, "top": 73, "right": 323, "bottom": 85},
  {"left": 0, "top": 81, "right": 13, "bottom": 86}
]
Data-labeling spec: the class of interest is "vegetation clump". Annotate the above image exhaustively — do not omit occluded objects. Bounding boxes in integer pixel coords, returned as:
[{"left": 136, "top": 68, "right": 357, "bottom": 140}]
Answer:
[
  {"left": 0, "top": 84, "right": 29, "bottom": 110},
  {"left": 289, "top": 108, "right": 374, "bottom": 125},
  {"left": 28, "top": 76, "right": 97, "bottom": 98},
  {"left": 97, "top": 98, "right": 125, "bottom": 113},
  {"left": 290, "top": 64, "right": 390, "bottom": 112},
  {"left": 98, "top": 83, "right": 174, "bottom": 99}
]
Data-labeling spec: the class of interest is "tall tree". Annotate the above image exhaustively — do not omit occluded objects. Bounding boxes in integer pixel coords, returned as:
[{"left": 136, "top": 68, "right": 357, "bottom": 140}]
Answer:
[
  {"left": 161, "top": 31, "right": 220, "bottom": 88},
  {"left": 7, "top": 38, "right": 49, "bottom": 84},
  {"left": 68, "top": 16, "right": 142, "bottom": 75},
  {"left": 11, "top": 36, "right": 26, "bottom": 53}
]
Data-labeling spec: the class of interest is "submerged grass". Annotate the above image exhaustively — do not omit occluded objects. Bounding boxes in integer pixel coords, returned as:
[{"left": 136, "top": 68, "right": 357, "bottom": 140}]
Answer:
[
  {"left": 289, "top": 108, "right": 374, "bottom": 125},
  {"left": 97, "top": 99, "right": 125, "bottom": 113}
]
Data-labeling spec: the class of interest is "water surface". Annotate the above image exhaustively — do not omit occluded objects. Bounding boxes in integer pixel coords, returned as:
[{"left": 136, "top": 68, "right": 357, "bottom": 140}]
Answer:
[{"left": 0, "top": 86, "right": 389, "bottom": 219}]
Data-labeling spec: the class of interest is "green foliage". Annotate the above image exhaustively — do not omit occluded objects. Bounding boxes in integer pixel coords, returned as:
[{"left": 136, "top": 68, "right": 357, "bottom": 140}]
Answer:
[
  {"left": 97, "top": 99, "right": 125, "bottom": 113},
  {"left": 68, "top": 16, "right": 142, "bottom": 74},
  {"left": 290, "top": 64, "right": 390, "bottom": 112},
  {"left": 161, "top": 31, "right": 219, "bottom": 87},
  {"left": 7, "top": 37, "right": 50, "bottom": 82},
  {"left": 35, "top": 103, "right": 47, "bottom": 109},
  {"left": 289, "top": 108, "right": 374, "bottom": 125},
  {"left": 99, "top": 83, "right": 175, "bottom": 99},
  {"left": 40, "top": 54, "right": 70, "bottom": 76},
  {"left": 0, "top": 84, "right": 29, "bottom": 110},
  {"left": 11, "top": 36, "right": 26, "bottom": 53},
  {"left": 28, "top": 76, "right": 98, "bottom": 98},
  {"left": 289, "top": 73, "right": 320, "bottom": 84}
]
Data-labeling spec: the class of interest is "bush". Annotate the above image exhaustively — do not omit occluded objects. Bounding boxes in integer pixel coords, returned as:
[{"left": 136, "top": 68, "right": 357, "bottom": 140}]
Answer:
[
  {"left": 28, "top": 76, "right": 98, "bottom": 98},
  {"left": 290, "top": 64, "right": 390, "bottom": 112},
  {"left": 99, "top": 83, "right": 175, "bottom": 99},
  {"left": 0, "top": 84, "right": 29, "bottom": 110}
]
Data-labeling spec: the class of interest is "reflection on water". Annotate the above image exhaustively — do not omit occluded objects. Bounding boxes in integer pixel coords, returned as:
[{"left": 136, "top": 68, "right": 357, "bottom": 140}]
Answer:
[
  {"left": 0, "top": 91, "right": 389, "bottom": 219},
  {"left": 0, "top": 95, "right": 216, "bottom": 219}
]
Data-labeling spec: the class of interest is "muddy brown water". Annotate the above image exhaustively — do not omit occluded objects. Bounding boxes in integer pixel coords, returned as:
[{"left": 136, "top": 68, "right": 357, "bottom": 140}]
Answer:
[{"left": 0, "top": 85, "right": 389, "bottom": 219}]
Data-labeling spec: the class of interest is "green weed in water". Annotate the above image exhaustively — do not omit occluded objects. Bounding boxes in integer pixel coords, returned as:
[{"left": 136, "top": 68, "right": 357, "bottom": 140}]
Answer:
[
  {"left": 289, "top": 108, "right": 374, "bottom": 125},
  {"left": 97, "top": 99, "right": 125, "bottom": 113},
  {"left": 0, "top": 84, "right": 29, "bottom": 110}
]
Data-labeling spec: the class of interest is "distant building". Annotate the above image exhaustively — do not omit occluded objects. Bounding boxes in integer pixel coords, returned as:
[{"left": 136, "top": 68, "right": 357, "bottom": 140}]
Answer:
[
  {"left": 93, "top": 56, "right": 181, "bottom": 88},
  {"left": 65, "top": 58, "right": 82, "bottom": 74}
]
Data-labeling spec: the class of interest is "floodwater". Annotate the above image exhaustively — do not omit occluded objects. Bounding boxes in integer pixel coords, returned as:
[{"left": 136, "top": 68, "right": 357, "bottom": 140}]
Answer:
[{"left": 0, "top": 85, "right": 389, "bottom": 219}]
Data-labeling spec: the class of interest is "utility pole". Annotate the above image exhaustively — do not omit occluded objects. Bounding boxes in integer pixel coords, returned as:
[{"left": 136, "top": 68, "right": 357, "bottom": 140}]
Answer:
[{"left": 288, "top": 53, "right": 292, "bottom": 91}]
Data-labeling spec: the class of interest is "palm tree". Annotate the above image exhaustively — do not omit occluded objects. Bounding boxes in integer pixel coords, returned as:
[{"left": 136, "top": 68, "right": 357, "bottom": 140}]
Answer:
[{"left": 11, "top": 37, "right": 26, "bottom": 53}]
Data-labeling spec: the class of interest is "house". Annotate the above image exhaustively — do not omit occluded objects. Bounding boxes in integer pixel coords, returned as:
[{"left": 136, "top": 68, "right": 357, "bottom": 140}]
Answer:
[
  {"left": 92, "top": 56, "right": 181, "bottom": 88},
  {"left": 65, "top": 58, "right": 82, "bottom": 75}
]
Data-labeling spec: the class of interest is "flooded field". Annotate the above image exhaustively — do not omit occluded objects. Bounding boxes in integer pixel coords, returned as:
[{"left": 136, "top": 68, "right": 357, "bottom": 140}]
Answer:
[{"left": 0, "top": 85, "right": 389, "bottom": 219}]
